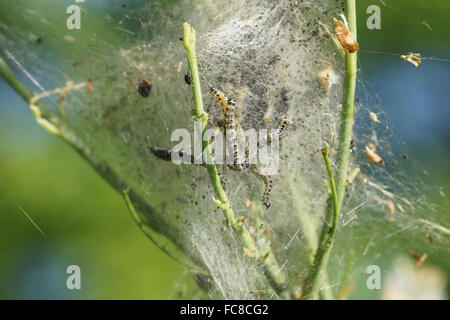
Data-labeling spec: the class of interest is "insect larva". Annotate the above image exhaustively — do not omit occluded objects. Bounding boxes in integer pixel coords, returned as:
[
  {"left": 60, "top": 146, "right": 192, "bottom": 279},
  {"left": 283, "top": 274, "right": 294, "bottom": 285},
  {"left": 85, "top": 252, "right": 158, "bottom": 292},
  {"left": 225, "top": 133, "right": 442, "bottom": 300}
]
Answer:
[
  {"left": 209, "top": 87, "right": 228, "bottom": 111},
  {"left": 226, "top": 98, "right": 247, "bottom": 171},
  {"left": 260, "top": 117, "right": 292, "bottom": 147},
  {"left": 209, "top": 85, "right": 275, "bottom": 207},
  {"left": 209, "top": 88, "right": 237, "bottom": 131},
  {"left": 210, "top": 90, "right": 243, "bottom": 171},
  {"left": 277, "top": 118, "right": 291, "bottom": 141},
  {"left": 224, "top": 98, "right": 236, "bottom": 130},
  {"left": 250, "top": 166, "right": 272, "bottom": 209},
  {"left": 225, "top": 98, "right": 237, "bottom": 165},
  {"left": 262, "top": 176, "right": 272, "bottom": 208},
  {"left": 148, "top": 145, "right": 173, "bottom": 161},
  {"left": 149, "top": 145, "right": 203, "bottom": 166}
]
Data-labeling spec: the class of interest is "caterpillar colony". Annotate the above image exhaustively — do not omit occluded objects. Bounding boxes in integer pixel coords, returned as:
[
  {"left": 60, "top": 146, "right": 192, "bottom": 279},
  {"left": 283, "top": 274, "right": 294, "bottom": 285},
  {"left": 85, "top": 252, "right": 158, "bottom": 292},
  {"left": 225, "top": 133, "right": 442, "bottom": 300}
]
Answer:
[
  {"left": 209, "top": 86, "right": 291, "bottom": 208},
  {"left": 149, "top": 85, "right": 291, "bottom": 209}
]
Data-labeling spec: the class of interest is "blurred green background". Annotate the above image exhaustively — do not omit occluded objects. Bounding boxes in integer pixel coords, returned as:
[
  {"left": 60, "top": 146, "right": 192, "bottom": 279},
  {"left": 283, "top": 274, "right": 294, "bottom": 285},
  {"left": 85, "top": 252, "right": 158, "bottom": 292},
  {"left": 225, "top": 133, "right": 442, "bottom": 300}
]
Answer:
[
  {"left": 0, "top": 0, "right": 448, "bottom": 299},
  {"left": 0, "top": 86, "right": 182, "bottom": 299}
]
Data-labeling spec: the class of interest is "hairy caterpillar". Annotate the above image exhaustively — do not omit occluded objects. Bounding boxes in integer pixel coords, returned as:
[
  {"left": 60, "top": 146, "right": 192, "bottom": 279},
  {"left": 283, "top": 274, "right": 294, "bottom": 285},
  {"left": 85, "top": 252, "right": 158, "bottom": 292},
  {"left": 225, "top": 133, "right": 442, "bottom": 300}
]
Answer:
[
  {"left": 149, "top": 145, "right": 203, "bottom": 166},
  {"left": 225, "top": 97, "right": 247, "bottom": 171},
  {"left": 277, "top": 118, "right": 291, "bottom": 141},
  {"left": 209, "top": 87, "right": 291, "bottom": 207},
  {"left": 210, "top": 87, "right": 245, "bottom": 171},
  {"left": 209, "top": 87, "right": 228, "bottom": 111},
  {"left": 249, "top": 118, "right": 290, "bottom": 208},
  {"left": 224, "top": 98, "right": 236, "bottom": 131},
  {"left": 250, "top": 165, "right": 273, "bottom": 209},
  {"left": 259, "top": 117, "right": 292, "bottom": 148},
  {"left": 209, "top": 87, "right": 237, "bottom": 131}
]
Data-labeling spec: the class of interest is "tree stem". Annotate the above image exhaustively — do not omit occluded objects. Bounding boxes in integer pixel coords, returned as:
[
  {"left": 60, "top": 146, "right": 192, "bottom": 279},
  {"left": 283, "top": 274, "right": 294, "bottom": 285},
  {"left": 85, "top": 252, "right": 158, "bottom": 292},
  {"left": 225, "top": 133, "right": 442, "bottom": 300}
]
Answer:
[
  {"left": 182, "top": 23, "right": 288, "bottom": 293},
  {"left": 302, "top": 146, "right": 339, "bottom": 299},
  {"left": 0, "top": 54, "right": 184, "bottom": 264},
  {"left": 302, "top": 0, "right": 357, "bottom": 299},
  {"left": 335, "top": 0, "right": 357, "bottom": 211}
]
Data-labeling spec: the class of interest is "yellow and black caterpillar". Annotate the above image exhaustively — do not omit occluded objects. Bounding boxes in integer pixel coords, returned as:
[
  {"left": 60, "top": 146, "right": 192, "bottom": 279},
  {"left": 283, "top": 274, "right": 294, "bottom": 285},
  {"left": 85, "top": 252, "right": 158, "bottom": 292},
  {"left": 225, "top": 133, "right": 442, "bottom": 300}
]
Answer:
[
  {"left": 250, "top": 165, "right": 273, "bottom": 209},
  {"left": 209, "top": 87, "right": 246, "bottom": 171}
]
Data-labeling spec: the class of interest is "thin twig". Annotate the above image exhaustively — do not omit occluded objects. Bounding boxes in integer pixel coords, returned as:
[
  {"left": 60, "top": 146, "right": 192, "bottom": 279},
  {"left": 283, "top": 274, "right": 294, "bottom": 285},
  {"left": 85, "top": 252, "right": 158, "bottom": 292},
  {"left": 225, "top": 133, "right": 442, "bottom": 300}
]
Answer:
[
  {"left": 335, "top": 0, "right": 358, "bottom": 212},
  {"left": 323, "top": 146, "right": 339, "bottom": 217},
  {"left": 302, "top": 0, "right": 358, "bottom": 300},
  {"left": 288, "top": 174, "right": 334, "bottom": 299},
  {"left": 302, "top": 146, "right": 339, "bottom": 299},
  {"left": 318, "top": 20, "right": 345, "bottom": 60},
  {"left": 0, "top": 54, "right": 186, "bottom": 267},
  {"left": 418, "top": 218, "right": 450, "bottom": 236}
]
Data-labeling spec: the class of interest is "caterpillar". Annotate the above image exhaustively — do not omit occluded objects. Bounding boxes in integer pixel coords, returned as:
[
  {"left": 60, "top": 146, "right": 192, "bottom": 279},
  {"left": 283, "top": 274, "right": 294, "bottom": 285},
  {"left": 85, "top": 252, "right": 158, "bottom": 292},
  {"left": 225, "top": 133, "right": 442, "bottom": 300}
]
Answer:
[
  {"left": 209, "top": 86, "right": 287, "bottom": 208},
  {"left": 149, "top": 145, "right": 204, "bottom": 166},
  {"left": 209, "top": 87, "right": 228, "bottom": 111},
  {"left": 210, "top": 87, "right": 237, "bottom": 131},
  {"left": 250, "top": 165, "right": 272, "bottom": 209},
  {"left": 277, "top": 118, "right": 292, "bottom": 141},
  {"left": 210, "top": 87, "right": 246, "bottom": 171},
  {"left": 259, "top": 117, "right": 292, "bottom": 148},
  {"left": 224, "top": 98, "right": 236, "bottom": 131},
  {"left": 224, "top": 97, "right": 245, "bottom": 170}
]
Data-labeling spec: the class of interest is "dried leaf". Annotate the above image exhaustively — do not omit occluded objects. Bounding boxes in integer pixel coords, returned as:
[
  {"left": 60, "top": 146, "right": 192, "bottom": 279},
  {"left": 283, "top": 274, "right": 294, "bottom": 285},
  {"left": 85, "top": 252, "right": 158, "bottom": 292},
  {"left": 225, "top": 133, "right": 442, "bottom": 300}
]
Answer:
[
  {"left": 400, "top": 53, "right": 422, "bottom": 67},
  {"left": 333, "top": 17, "right": 358, "bottom": 53},
  {"left": 364, "top": 146, "right": 384, "bottom": 165}
]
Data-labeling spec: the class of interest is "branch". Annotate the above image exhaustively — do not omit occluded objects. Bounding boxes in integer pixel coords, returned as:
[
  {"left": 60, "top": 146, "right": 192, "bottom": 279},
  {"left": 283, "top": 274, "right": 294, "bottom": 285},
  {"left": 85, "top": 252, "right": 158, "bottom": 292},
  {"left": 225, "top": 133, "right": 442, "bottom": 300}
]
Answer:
[
  {"left": 335, "top": 0, "right": 358, "bottom": 211},
  {"left": 182, "top": 23, "right": 288, "bottom": 295},
  {"left": 0, "top": 54, "right": 188, "bottom": 268},
  {"left": 302, "top": 0, "right": 358, "bottom": 299},
  {"left": 288, "top": 173, "right": 334, "bottom": 299},
  {"left": 302, "top": 146, "right": 339, "bottom": 299}
]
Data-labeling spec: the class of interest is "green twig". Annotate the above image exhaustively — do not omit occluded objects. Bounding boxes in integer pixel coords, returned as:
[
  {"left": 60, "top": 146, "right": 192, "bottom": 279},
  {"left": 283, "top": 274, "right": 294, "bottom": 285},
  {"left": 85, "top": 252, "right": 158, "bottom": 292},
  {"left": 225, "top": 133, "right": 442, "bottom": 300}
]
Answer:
[
  {"left": 335, "top": 0, "right": 358, "bottom": 211},
  {"left": 318, "top": 20, "right": 346, "bottom": 60},
  {"left": 182, "top": 23, "right": 288, "bottom": 294},
  {"left": 288, "top": 174, "right": 334, "bottom": 299},
  {"left": 0, "top": 54, "right": 187, "bottom": 268},
  {"left": 302, "top": 146, "right": 339, "bottom": 299},
  {"left": 302, "top": 0, "right": 358, "bottom": 299},
  {"left": 323, "top": 146, "right": 339, "bottom": 218},
  {"left": 418, "top": 218, "right": 450, "bottom": 236}
]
